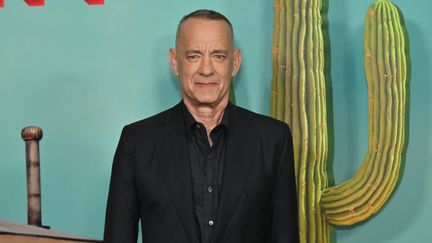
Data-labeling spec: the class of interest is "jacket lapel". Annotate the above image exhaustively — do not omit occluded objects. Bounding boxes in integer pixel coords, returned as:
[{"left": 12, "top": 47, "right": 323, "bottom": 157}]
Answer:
[
  {"left": 156, "top": 103, "right": 200, "bottom": 243},
  {"left": 212, "top": 106, "right": 257, "bottom": 243}
]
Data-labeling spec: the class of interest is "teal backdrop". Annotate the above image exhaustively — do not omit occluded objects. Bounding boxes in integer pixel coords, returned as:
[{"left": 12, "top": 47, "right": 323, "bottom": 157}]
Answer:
[{"left": 0, "top": 0, "right": 430, "bottom": 242}]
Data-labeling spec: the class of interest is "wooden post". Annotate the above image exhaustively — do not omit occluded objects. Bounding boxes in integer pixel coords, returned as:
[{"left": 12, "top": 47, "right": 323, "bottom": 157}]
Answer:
[{"left": 21, "top": 126, "right": 43, "bottom": 227}]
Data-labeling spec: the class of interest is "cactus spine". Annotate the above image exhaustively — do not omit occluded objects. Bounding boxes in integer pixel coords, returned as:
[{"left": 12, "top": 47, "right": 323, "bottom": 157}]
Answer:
[{"left": 270, "top": 0, "right": 408, "bottom": 242}]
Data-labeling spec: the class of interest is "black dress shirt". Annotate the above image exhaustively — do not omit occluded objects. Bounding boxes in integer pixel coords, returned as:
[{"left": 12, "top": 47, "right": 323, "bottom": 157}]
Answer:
[{"left": 182, "top": 102, "right": 229, "bottom": 243}]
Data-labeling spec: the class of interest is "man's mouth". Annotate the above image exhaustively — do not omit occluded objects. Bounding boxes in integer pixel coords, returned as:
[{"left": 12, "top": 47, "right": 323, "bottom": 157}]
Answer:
[{"left": 195, "top": 81, "right": 218, "bottom": 87}]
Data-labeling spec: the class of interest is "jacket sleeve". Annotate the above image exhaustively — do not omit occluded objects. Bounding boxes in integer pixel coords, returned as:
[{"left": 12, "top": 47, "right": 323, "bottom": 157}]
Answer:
[
  {"left": 269, "top": 124, "right": 300, "bottom": 243},
  {"left": 104, "top": 126, "right": 139, "bottom": 243}
]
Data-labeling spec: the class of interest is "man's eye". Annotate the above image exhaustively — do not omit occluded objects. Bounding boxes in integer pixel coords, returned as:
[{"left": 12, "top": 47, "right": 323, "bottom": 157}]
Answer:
[
  {"left": 213, "top": 55, "right": 226, "bottom": 62},
  {"left": 187, "top": 55, "right": 200, "bottom": 62}
]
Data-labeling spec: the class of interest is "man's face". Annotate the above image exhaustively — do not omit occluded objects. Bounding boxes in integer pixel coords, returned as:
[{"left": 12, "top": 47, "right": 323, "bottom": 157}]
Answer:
[{"left": 169, "top": 18, "right": 242, "bottom": 108}]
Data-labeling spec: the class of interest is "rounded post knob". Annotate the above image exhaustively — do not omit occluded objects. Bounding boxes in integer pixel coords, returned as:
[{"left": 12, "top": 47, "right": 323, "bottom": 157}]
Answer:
[{"left": 21, "top": 126, "right": 43, "bottom": 141}]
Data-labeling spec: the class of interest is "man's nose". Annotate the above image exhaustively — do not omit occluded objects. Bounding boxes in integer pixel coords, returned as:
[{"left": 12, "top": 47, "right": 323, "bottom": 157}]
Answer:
[{"left": 199, "top": 56, "right": 214, "bottom": 76}]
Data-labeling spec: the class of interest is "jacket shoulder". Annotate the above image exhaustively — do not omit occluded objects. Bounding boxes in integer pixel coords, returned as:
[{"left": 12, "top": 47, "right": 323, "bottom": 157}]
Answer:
[
  {"left": 120, "top": 103, "right": 181, "bottom": 140},
  {"left": 234, "top": 105, "right": 291, "bottom": 135}
]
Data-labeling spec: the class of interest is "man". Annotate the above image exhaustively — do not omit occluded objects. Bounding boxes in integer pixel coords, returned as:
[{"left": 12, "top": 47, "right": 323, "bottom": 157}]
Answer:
[{"left": 104, "top": 9, "right": 299, "bottom": 243}]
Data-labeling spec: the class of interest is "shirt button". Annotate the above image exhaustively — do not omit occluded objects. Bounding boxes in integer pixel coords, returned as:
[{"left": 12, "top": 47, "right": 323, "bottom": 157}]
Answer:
[
  {"left": 208, "top": 220, "right": 214, "bottom": 226},
  {"left": 207, "top": 186, "right": 213, "bottom": 192}
]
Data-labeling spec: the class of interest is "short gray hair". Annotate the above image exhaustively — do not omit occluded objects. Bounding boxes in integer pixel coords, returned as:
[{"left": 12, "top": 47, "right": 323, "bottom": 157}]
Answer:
[{"left": 175, "top": 9, "right": 234, "bottom": 46}]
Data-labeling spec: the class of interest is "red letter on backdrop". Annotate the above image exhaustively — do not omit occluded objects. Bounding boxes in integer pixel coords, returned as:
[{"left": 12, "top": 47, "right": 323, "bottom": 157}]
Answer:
[
  {"left": 24, "top": 0, "right": 45, "bottom": 6},
  {"left": 0, "top": 0, "right": 104, "bottom": 9},
  {"left": 85, "top": 0, "right": 104, "bottom": 5}
]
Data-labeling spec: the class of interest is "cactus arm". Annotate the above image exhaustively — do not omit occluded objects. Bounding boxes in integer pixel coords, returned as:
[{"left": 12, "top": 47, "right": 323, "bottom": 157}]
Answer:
[{"left": 321, "top": 0, "right": 408, "bottom": 225}]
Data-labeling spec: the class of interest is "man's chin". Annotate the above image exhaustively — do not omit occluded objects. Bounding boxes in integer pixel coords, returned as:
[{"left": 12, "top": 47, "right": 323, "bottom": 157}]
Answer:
[
  {"left": 195, "top": 100, "right": 219, "bottom": 107},
  {"left": 187, "top": 97, "right": 228, "bottom": 108}
]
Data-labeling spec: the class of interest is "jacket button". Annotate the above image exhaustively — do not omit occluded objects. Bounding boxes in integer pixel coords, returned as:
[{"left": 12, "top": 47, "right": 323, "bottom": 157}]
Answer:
[{"left": 208, "top": 220, "right": 214, "bottom": 226}]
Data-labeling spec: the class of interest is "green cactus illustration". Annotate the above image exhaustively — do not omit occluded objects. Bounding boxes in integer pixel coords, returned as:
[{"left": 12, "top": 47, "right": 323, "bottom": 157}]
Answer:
[{"left": 270, "top": 0, "right": 409, "bottom": 242}]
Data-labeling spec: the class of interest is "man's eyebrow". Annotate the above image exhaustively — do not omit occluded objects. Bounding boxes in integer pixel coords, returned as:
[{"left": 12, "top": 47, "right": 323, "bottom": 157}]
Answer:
[
  {"left": 184, "top": 49, "right": 229, "bottom": 55},
  {"left": 211, "top": 49, "right": 228, "bottom": 54},
  {"left": 185, "top": 49, "right": 202, "bottom": 55}
]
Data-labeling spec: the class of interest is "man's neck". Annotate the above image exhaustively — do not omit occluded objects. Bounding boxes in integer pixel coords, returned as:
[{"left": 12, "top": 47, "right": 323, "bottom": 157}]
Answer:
[{"left": 183, "top": 99, "right": 228, "bottom": 142}]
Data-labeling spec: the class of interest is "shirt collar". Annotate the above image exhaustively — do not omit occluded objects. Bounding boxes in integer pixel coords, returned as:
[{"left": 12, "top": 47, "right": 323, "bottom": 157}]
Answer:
[{"left": 181, "top": 100, "right": 230, "bottom": 129}]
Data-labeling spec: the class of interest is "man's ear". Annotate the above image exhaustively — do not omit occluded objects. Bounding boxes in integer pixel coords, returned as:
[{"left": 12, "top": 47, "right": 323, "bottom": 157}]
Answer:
[
  {"left": 169, "top": 48, "right": 179, "bottom": 76},
  {"left": 232, "top": 49, "right": 242, "bottom": 77}
]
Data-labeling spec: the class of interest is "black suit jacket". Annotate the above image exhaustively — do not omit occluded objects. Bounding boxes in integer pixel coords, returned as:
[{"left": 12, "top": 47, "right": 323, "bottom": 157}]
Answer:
[{"left": 104, "top": 102, "right": 299, "bottom": 243}]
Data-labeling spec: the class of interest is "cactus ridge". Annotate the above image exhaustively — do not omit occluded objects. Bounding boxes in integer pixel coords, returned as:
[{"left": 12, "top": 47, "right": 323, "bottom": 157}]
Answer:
[{"left": 272, "top": 0, "right": 329, "bottom": 242}]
